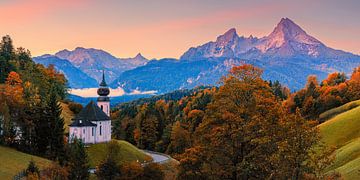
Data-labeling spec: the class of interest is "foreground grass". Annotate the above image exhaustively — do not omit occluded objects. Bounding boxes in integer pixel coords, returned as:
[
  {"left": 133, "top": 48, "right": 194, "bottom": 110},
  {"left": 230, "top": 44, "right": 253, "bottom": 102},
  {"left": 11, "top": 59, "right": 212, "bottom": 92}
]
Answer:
[
  {"left": 319, "top": 104, "right": 360, "bottom": 179},
  {"left": 86, "top": 140, "right": 152, "bottom": 168},
  {"left": 0, "top": 146, "right": 52, "bottom": 179}
]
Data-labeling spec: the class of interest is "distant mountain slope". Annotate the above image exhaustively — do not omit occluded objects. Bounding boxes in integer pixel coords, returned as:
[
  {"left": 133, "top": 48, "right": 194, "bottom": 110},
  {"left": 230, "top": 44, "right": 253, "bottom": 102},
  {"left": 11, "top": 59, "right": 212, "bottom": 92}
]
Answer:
[
  {"left": 55, "top": 47, "right": 148, "bottom": 83},
  {"left": 110, "top": 58, "right": 220, "bottom": 93},
  {"left": 111, "top": 18, "right": 360, "bottom": 93},
  {"left": 319, "top": 102, "right": 360, "bottom": 179},
  {"left": 34, "top": 55, "right": 98, "bottom": 88}
]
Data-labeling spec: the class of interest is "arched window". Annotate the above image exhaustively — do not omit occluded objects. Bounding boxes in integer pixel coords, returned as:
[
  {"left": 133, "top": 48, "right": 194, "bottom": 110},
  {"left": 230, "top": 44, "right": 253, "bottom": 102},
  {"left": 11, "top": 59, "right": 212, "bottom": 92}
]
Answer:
[{"left": 100, "top": 125, "right": 102, "bottom": 136}]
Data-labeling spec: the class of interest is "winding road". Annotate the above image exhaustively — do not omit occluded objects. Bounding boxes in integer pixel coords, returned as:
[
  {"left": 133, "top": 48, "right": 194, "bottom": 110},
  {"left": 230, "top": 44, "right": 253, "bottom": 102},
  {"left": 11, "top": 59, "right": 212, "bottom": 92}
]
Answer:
[
  {"left": 143, "top": 150, "right": 171, "bottom": 164},
  {"left": 89, "top": 150, "right": 172, "bottom": 173}
]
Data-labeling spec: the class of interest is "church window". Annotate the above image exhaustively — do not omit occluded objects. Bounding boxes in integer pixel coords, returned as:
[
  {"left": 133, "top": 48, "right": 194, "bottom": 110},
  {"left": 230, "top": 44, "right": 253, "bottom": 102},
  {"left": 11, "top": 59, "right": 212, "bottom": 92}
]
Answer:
[
  {"left": 83, "top": 129, "right": 85, "bottom": 134},
  {"left": 101, "top": 105, "right": 103, "bottom": 110},
  {"left": 92, "top": 127, "right": 94, "bottom": 136},
  {"left": 100, "top": 126, "right": 102, "bottom": 135}
]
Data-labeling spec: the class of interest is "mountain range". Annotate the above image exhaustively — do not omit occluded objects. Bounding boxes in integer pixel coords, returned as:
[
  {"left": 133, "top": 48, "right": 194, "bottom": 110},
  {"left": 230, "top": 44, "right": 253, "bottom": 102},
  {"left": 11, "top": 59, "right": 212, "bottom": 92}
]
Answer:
[
  {"left": 35, "top": 18, "right": 360, "bottom": 94},
  {"left": 35, "top": 48, "right": 149, "bottom": 88}
]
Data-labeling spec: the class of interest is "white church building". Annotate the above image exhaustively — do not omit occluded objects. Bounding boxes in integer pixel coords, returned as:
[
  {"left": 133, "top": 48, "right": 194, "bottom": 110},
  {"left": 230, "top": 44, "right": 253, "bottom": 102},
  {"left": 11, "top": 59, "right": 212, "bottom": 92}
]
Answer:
[{"left": 69, "top": 71, "right": 111, "bottom": 144}]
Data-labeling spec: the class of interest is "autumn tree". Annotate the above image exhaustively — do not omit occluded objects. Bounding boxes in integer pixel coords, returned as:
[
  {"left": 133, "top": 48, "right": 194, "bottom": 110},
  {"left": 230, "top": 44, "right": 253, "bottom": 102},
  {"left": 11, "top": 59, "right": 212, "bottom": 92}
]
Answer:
[
  {"left": 136, "top": 104, "right": 159, "bottom": 150},
  {"left": 184, "top": 64, "right": 284, "bottom": 179},
  {"left": 177, "top": 65, "right": 336, "bottom": 179},
  {"left": 42, "top": 162, "right": 69, "bottom": 180},
  {"left": 166, "top": 121, "right": 191, "bottom": 155},
  {"left": 4, "top": 71, "right": 24, "bottom": 108},
  {"left": 142, "top": 163, "right": 164, "bottom": 180}
]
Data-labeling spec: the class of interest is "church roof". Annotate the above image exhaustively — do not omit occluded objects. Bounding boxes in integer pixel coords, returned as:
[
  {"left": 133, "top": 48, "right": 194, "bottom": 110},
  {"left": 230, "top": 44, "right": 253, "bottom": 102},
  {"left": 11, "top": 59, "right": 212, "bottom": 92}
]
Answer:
[
  {"left": 72, "top": 100, "right": 110, "bottom": 122},
  {"left": 69, "top": 119, "right": 96, "bottom": 127}
]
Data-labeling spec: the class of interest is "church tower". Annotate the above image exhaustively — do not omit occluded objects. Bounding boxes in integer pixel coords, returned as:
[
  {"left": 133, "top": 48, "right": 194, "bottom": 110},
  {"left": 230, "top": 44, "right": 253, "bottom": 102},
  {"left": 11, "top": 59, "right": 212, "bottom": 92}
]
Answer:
[{"left": 97, "top": 70, "right": 110, "bottom": 116}]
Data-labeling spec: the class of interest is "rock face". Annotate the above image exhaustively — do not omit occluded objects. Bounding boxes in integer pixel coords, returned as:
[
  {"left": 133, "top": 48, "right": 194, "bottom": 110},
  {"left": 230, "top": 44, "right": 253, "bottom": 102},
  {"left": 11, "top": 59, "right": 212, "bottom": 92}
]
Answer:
[
  {"left": 181, "top": 18, "right": 357, "bottom": 61},
  {"left": 112, "top": 18, "right": 360, "bottom": 93}
]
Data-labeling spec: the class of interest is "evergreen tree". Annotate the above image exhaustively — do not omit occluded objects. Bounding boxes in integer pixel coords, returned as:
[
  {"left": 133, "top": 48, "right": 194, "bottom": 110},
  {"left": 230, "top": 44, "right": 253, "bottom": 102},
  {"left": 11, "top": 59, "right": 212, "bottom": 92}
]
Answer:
[
  {"left": 96, "top": 140, "right": 122, "bottom": 179},
  {"left": 96, "top": 157, "right": 121, "bottom": 180},
  {"left": 66, "top": 138, "right": 90, "bottom": 180},
  {"left": 0, "top": 35, "right": 15, "bottom": 83},
  {"left": 34, "top": 103, "right": 50, "bottom": 155},
  {"left": 25, "top": 160, "right": 40, "bottom": 177},
  {"left": 47, "top": 85, "right": 66, "bottom": 163}
]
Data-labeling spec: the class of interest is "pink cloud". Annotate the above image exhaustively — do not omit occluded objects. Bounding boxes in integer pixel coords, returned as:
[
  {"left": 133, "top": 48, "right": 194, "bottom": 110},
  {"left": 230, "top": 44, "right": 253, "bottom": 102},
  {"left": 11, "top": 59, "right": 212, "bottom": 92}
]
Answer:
[
  {"left": 129, "top": 3, "right": 286, "bottom": 34},
  {"left": 0, "top": 0, "right": 88, "bottom": 25}
]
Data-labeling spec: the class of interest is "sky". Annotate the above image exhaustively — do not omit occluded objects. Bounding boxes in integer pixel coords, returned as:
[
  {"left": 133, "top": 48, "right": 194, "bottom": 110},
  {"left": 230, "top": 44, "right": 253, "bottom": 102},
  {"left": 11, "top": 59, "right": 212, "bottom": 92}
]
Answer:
[{"left": 1, "top": 0, "right": 359, "bottom": 59}]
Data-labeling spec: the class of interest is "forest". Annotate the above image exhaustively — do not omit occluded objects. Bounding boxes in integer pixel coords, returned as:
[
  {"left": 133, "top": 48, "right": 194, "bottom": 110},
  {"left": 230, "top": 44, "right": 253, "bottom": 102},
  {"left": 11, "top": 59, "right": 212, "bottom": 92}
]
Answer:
[
  {"left": 1, "top": 34, "right": 360, "bottom": 179},
  {"left": 112, "top": 64, "right": 360, "bottom": 179}
]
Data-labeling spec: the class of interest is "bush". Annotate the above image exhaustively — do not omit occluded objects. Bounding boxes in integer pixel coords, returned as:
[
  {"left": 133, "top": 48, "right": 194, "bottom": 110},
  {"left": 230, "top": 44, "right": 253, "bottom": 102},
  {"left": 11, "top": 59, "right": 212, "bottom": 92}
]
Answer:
[{"left": 68, "top": 102, "right": 83, "bottom": 114}]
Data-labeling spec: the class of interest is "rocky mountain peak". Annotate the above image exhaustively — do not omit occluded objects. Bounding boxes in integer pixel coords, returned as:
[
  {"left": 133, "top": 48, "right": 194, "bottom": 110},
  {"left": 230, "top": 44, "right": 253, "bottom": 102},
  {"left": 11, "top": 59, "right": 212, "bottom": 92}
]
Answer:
[{"left": 216, "top": 28, "right": 238, "bottom": 44}]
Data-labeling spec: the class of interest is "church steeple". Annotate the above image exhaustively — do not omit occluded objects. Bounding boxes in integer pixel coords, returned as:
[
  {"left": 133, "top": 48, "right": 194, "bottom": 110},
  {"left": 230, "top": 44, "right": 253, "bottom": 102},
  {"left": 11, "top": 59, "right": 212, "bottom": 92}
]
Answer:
[
  {"left": 97, "top": 70, "right": 110, "bottom": 97},
  {"left": 97, "top": 70, "right": 110, "bottom": 116},
  {"left": 99, "top": 70, "right": 107, "bottom": 87}
]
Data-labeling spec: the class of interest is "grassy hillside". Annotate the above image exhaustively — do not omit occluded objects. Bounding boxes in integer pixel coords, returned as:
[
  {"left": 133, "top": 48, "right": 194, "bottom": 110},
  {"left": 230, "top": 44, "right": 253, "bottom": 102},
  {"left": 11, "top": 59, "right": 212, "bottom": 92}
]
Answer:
[
  {"left": 319, "top": 100, "right": 360, "bottom": 122},
  {"left": 0, "top": 146, "right": 52, "bottom": 179},
  {"left": 60, "top": 102, "right": 75, "bottom": 133},
  {"left": 86, "top": 140, "right": 152, "bottom": 168},
  {"left": 319, "top": 103, "right": 360, "bottom": 179}
]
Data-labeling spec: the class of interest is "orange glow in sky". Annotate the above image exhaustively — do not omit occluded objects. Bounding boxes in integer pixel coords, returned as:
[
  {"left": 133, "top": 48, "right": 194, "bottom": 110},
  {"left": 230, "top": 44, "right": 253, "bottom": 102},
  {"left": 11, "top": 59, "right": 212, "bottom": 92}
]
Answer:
[{"left": 1, "top": 0, "right": 359, "bottom": 59}]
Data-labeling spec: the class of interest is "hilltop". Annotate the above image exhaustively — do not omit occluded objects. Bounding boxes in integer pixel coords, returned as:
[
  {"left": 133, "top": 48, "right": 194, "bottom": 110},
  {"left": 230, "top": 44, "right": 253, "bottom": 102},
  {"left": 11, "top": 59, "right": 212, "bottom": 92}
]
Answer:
[{"left": 319, "top": 101, "right": 360, "bottom": 179}]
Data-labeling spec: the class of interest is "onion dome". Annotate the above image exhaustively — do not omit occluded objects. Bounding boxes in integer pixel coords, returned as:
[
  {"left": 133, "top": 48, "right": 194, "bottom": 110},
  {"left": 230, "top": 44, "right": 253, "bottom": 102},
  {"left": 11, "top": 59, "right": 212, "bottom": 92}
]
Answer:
[{"left": 97, "top": 70, "right": 110, "bottom": 97}]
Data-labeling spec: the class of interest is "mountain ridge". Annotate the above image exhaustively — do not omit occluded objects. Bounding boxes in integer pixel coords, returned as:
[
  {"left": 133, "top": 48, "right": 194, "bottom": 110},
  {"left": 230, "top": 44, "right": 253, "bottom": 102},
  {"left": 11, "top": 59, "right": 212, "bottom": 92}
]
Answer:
[
  {"left": 36, "top": 18, "right": 360, "bottom": 95},
  {"left": 113, "top": 18, "right": 360, "bottom": 93}
]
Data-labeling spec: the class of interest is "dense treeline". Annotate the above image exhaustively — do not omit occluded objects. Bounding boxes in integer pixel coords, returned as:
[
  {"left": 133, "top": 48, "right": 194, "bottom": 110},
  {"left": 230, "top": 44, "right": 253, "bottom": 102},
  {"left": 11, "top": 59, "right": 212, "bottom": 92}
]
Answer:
[
  {"left": 112, "top": 64, "right": 354, "bottom": 179},
  {"left": 284, "top": 68, "right": 360, "bottom": 121},
  {"left": 0, "top": 35, "right": 91, "bottom": 179},
  {"left": 0, "top": 35, "right": 67, "bottom": 156}
]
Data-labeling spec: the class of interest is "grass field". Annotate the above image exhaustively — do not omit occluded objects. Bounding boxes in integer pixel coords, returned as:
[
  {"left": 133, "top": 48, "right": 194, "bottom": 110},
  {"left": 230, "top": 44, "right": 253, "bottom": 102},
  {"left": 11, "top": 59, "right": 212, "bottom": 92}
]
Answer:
[
  {"left": 319, "top": 104, "right": 360, "bottom": 179},
  {"left": 0, "top": 146, "right": 52, "bottom": 179},
  {"left": 319, "top": 100, "right": 360, "bottom": 122},
  {"left": 86, "top": 140, "right": 152, "bottom": 168}
]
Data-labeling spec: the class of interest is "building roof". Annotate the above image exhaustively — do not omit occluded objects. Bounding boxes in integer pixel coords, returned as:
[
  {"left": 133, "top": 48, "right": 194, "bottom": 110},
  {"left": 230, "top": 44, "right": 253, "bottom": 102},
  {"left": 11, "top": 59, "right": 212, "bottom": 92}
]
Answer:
[
  {"left": 72, "top": 100, "right": 110, "bottom": 122},
  {"left": 69, "top": 119, "right": 97, "bottom": 127}
]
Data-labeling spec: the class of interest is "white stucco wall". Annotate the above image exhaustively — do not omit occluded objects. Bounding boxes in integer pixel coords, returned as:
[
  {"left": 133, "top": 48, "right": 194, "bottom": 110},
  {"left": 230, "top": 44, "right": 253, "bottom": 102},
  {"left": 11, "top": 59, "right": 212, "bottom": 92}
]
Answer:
[
  {"left": 92, "top": 120, "right": 111, "bottom": 143},
  {"left": 69, "top": 120, "right": 111, "bottom": 144},
  {"left": 97, "top": 101, "right": 110, "bottom": 117}
]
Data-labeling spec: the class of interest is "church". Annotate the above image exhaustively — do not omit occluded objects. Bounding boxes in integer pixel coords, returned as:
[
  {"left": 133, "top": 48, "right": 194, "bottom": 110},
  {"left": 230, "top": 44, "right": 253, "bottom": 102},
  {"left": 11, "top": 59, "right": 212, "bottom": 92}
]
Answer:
[{"left": 69, "top": 71, "right": 111, "bottom": 144}]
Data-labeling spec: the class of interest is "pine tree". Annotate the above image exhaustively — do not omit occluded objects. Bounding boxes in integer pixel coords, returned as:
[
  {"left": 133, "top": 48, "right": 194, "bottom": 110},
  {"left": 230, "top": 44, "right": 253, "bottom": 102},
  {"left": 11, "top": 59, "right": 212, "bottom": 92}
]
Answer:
[
  {"left": 66, "top": 138, "right": 90, "bottom": 180},
  {"left": 25, "top": 160, "right": 40, "bottom": 177},
  {"left": 34, "top": 103, "right": 50, "bottom": 155},
  {"left": 0, "top": 35, "right": 15, "bottom": 83},
  {"left": 47, "top": 85, "right": 66, "bottom": 163}
]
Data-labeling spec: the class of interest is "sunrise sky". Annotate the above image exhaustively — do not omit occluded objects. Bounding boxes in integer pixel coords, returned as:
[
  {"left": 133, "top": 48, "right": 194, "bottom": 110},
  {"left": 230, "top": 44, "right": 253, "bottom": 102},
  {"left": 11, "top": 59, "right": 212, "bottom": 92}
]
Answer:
[{"left": 1, "top": 0, "right": 359, "bottom": 59}]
